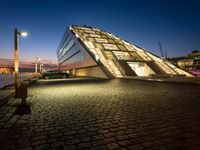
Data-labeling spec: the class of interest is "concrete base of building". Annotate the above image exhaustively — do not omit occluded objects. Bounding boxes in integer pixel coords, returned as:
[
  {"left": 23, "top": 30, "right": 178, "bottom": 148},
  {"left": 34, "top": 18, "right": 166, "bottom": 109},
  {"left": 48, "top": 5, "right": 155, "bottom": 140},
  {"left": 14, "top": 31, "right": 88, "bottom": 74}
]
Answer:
[{"left": 74, "top": 66, "right": 109, "bottom": 79}]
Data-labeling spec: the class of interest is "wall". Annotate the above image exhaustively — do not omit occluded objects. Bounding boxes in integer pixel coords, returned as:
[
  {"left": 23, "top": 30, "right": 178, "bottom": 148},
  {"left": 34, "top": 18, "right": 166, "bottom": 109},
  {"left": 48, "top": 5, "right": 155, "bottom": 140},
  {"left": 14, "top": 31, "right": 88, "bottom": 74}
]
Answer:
[{"left": 75, "top": 66, "right": 108, "bottom": 78}]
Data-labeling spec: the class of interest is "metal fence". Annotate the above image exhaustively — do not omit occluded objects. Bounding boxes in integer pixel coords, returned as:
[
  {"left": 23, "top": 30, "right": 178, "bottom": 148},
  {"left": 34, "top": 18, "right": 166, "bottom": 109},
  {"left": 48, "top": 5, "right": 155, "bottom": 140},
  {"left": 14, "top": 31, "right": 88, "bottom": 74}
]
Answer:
[{"left": 0, "top": 73, "right": 40, "bottom": 89}]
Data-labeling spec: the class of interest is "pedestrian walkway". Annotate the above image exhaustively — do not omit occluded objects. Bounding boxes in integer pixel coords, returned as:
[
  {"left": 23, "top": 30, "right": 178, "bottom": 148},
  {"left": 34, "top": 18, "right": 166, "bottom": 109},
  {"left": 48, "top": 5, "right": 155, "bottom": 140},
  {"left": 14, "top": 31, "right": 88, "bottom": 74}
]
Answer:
[
  {"left": 0, "top": 87, "right": 14, "bottom": 107},
  {"left": 0, "top": 78, "right": 200, "bottom": 150}
]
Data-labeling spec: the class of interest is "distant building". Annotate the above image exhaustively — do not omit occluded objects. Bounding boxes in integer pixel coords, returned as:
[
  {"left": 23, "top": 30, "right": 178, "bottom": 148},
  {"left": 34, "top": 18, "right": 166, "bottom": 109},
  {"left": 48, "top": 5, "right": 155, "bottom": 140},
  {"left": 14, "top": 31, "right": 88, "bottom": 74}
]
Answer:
[
  {"left": 0, "top": 59, "right": 58, "bottom": 73},
  {"left": 169, "top": 51, "right": 200, "bottom": 75},
  {"left": 0, "top": 67, "right": 14, "bottom": 74},
  {"left": 57, "top": 25, "right": 194, "bottom": 78}
]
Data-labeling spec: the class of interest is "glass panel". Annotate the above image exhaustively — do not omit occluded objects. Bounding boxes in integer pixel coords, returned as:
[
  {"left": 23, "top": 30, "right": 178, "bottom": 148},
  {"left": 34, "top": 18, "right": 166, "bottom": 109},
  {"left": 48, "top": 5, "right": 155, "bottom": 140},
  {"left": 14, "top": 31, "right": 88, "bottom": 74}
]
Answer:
[
  {"left": 136, "top": 52, "right": 152, "bottom": 61},
  {"left": 82, "top": 33, "right": 89, "bottom": 38},
  {"left": 59, "top": 47, "right": 80, "bottom": 64},
  {"left": 85, "top": 30, "right": 96, "bottom": 34},
  {"left": 124, "top": 44, "right": 135, "bottom": 51},
  {"left": 114, "top": 39, "right": 123, "bottom": 44},
  {"left": 103, "top": 44, "right": 119, "bottom": 50},
  {"left": 129, "top": 52, "right": 143, "bottom": 61},
  {"left": 95, "top": 38, "right": 109, "bottom": 43},
  {"left": 63, "top": 39, "right": 75, "bottom": 55},
  {"left": 104, "top": 51, "right": 115, "bottom": 59},
  {"left": 58, "top": 37, "right": 72, "bottom": 59},
  {"left": 113, "top": 51, "right": 132, "bottom": 60},
  {"left": 60, "top": 51, "right": 84, "bottom": 67},
  {"left": 117, "top": 44, "right": 127, "bottom": 51},
  {"left": 108, "top": 39, "right": 116, "bottom": 44},
  {"left": 95, "top": 43, "right": 104, "bottom": 49},
  {"left": 127, "top": 62, "right": 155, "bottom": 76},
  {"left": 101, "top": 35, "right": 108, "bottom": 38},
  {"left": 89, "top": 34, "right": 101, "bottom": 38},
  {"left": 88, "top": 38, "right": 95, "bottom": 42}
]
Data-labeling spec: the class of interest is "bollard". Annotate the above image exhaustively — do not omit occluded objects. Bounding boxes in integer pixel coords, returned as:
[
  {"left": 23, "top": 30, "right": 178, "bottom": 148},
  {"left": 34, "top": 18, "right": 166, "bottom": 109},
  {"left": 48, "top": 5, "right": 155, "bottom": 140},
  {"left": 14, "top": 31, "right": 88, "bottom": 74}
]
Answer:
[{"left": 17, "top": 81, "right": 28, "bottom": 105}]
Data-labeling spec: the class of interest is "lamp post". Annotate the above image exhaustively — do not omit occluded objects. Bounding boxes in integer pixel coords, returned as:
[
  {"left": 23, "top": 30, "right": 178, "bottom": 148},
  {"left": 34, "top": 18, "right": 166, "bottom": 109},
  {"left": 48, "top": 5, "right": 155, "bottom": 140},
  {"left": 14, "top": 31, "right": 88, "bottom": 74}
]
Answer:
[
  {"left": 39, "top": 63, "right": 43, "bottom": 73},
  {"left": 14, "top": 28, "right": 28, "bottom": 98},
  {"left": 35, "top": 57, "right": 40, "bottom": 73}
]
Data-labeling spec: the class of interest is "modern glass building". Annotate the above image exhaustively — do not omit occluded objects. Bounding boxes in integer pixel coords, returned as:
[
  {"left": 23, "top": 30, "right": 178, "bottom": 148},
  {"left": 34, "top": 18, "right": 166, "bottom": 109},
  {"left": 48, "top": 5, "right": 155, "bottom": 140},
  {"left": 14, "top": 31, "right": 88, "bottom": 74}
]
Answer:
[{"left": 57, "top": 25, "right": 194, "bottom": 78}]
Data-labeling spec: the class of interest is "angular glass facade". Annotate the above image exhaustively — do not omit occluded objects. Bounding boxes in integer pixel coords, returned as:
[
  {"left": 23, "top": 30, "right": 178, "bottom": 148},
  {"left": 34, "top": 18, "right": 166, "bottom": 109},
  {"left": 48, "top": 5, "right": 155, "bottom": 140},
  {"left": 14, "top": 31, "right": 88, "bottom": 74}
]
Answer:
[{"left": 57, "top": 25, "right": 194, "bottom": 78}]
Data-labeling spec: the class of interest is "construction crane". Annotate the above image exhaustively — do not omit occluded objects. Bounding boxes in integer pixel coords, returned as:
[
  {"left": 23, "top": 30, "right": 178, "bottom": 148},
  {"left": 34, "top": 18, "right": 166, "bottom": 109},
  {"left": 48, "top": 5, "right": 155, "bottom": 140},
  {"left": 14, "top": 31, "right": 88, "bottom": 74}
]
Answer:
[{"left": 158, "top": 41, "right": 164, "bottom": 58}]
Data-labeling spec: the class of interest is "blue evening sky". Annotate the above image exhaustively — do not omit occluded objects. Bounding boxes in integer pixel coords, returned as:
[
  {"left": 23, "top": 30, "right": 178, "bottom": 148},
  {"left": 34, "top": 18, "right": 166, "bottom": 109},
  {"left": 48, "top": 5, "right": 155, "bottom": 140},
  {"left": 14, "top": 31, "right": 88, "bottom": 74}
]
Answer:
[{"left": 0, "top": 0, "right": 200, "bottom": 62}]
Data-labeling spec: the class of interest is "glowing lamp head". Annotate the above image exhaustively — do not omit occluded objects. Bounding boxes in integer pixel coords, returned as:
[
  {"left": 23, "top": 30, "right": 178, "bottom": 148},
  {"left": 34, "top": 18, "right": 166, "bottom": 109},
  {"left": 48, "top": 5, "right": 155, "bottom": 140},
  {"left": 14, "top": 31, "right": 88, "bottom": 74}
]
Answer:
[{"left": 20, "top": 32, "right": 28, "bottom": 37}]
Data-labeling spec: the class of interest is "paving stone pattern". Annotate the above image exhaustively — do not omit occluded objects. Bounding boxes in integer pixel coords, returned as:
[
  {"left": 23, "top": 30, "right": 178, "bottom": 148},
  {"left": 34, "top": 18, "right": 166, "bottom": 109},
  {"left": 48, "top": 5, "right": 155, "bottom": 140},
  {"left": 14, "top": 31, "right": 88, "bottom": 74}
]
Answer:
[{"left": 0, "top": 78, "right": 200, "bottom": 150}]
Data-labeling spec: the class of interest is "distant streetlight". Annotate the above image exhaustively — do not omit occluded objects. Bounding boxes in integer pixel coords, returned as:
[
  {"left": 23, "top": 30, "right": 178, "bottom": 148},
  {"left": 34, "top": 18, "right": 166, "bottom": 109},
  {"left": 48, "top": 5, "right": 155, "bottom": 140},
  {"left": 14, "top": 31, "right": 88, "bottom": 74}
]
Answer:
[
  {"left": 35, "top": 57, "right": 40, "bottom": 73},
  {"left": 14, "top": 29, "right": 28, "bottom": 98},
  {"left": 39, "top": 63, "right": 43, "bottom": 73}
]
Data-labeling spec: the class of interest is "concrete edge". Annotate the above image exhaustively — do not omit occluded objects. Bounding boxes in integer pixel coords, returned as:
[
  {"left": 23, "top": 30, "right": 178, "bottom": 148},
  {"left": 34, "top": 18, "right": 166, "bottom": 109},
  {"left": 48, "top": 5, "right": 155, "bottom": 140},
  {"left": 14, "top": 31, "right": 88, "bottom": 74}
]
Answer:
[{"left": 122, "top": 77, "right": 200, "bottom": 85}]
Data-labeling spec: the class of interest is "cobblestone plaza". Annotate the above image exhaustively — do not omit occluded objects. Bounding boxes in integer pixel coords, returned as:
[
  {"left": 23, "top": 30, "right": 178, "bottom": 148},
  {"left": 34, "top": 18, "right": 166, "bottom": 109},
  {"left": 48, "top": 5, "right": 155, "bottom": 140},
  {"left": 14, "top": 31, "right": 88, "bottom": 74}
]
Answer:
[{"left": 0, "top": 78, "right": 200, "bottom": 150}]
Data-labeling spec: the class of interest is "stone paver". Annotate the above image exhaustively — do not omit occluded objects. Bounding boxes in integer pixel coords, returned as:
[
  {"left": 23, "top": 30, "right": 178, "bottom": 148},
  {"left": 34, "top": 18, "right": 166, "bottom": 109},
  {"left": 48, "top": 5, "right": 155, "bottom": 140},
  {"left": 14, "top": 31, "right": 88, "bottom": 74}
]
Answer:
[{"left": 0, "top": 78, "right": 200, "bottom": 150}]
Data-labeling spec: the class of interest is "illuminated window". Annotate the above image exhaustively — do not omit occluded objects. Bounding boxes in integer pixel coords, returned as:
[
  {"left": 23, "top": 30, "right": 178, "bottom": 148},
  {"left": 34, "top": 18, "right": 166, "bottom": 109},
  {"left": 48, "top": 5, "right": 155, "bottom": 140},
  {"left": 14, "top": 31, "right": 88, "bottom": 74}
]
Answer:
[
  {"left": 89, "top": 34, "right": 101, "bottom": 38},
  {"left": 75, "top": 29, "right": 84, "bottom": 34},
  {"left": 79, "top": 27, "right": 92, "bottom": 30},
  {"left": 95, "top": 38, "right": 108, "bottom": 43},
  {"left": 85, "top": 30, "right": 96, "bottom": 34},
  {"left": 128, "top": 62, "right": 155, "bottom": 76},
  {"left": 129, "top": 52, "right": 143, "bottom": 61},
  {"left": 136, "top": 52, "right": 152, "bottom": 61},
  {"left": 82, "top": 33, "right": 89, "bottom": 38},
  {"left": 101, "top": 35, "right": 107, "bottom": 38},
  {"left": 124, "top": 45, "right": 135, "bottom": 51},
  {"left": 105, "top": 51, "right": 115, "bottom": 59},
  {"left": 117, "top": 45, "right": 127, "bottom": 51},
  {"left": 88, "top": 38, "right": 95, "bottom": 42},
  {"left": 108, "top": 39, "right": 116, "bottom": 44},
  {"left": 103, "top": 44, "right": 119, "bottom": 50},
  {"left": 114, "top": 39, "right": 123, "bottom": 45},
  {"left": 95, "top": 43, "right": 104, "bottom": 49},
  {"left": 113, "top": 51, "right": 132, "bottom": 60}
]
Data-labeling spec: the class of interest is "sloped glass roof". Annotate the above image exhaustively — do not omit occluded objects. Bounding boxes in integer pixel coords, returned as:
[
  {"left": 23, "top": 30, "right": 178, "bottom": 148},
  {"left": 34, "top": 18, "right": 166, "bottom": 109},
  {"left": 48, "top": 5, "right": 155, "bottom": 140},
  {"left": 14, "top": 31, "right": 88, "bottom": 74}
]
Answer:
[{"left": 69, "top": 25, "right": 193, "bottom": 77}]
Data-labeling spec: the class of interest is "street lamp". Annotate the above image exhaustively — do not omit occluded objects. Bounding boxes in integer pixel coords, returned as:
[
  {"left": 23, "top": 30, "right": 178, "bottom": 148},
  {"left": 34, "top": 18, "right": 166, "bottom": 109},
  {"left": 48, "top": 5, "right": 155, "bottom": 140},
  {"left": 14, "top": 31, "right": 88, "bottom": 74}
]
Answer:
[
  {"left": 39, "top": 63, "right": 43, "bottom": 73},
  {"left": 35, "top": 57, "right": 40, "bottom": 73},
  {"left": 20, "top": 32, "right": 28, "bottom": 37},
  {"left": 14, "top": 28, "right": 28, "bottom": 98}
]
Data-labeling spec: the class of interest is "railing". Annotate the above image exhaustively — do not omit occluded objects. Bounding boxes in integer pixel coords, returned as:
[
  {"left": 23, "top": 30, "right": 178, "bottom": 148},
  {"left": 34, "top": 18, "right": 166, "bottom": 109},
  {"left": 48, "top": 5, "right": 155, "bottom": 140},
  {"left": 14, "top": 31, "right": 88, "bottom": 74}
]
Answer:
[
  {"left": 0, "top": 73, "right": 40, "bottom": 89},
  {"left": 163, "top": 59, "right": 194, "bottom": 77}
]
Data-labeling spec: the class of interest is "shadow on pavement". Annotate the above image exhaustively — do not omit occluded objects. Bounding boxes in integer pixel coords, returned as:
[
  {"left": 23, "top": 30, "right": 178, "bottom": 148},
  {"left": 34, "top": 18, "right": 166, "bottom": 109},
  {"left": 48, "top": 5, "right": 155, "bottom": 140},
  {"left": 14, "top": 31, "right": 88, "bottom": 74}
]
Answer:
[{"left": 14, "top": 104, "right": 31, "bottom": 115}]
